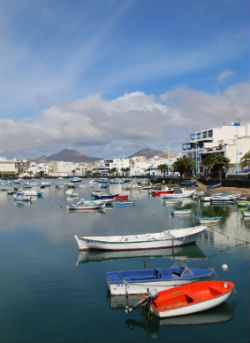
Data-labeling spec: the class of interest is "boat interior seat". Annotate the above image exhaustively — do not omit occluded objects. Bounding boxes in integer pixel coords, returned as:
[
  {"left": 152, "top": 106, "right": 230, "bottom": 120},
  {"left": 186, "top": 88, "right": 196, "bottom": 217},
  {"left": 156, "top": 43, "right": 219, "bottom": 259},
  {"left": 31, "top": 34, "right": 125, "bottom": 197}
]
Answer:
[
  {"left": 208, "top": 286, "right": 222, "bottom": 296},
  {"left": 153, "top": 268, "right": 161, "bottom": 278}
]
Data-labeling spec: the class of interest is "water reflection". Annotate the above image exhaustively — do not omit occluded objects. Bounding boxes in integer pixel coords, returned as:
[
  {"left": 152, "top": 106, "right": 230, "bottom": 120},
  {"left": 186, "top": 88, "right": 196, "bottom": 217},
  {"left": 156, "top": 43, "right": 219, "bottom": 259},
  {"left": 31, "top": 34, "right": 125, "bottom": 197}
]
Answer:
[
  {"left": 75, "top": 244, "right": 207, "bottom": 264},
  {"left": 123, "top": 303, "right": 235, "bottom": 338}
]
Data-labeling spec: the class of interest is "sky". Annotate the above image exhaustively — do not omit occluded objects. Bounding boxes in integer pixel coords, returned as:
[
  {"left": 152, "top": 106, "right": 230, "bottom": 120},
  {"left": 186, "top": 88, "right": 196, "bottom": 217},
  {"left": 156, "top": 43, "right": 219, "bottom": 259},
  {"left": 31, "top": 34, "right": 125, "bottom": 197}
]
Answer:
[{"left": 0, "top": 0, "right": 249, "bottom": 159}]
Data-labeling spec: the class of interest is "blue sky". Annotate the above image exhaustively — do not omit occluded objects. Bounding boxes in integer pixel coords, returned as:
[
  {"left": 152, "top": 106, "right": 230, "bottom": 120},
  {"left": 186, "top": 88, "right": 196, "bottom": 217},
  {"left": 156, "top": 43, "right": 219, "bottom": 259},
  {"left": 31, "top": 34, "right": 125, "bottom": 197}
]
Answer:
[{"left": 0, "top": 0, "right": 249, "bottom": 159}]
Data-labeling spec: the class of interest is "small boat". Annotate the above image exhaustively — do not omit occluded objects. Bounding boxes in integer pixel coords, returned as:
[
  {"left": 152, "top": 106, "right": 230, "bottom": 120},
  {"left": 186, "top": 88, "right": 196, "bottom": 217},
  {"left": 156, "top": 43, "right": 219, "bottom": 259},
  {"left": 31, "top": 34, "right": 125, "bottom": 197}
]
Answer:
[
  {"left": 151, "top": 188, "right": 174, "bottom": 196},
  {"left": 67, "top": 201, "right": 106, "bottom": 211},
  {"left": 13, "top": 192, "right": 32, "bottom": 202},
  {"left": 197, "top": 217, "right": 222, "bottom": 224},
  {"left": 207, "top": 182, "right": 221, "bottom": 189},
  {"left": 74, "top": 225, "right": 207, "bottom": 251},
  {"left": 200, "top": 196, "right": 211, "bottom": 202},
  {"left": 93, "top": 192, "right": 119, "bottom": 200},
  {"left": 126, "top": 280, "right": 234, "bottom": 318},
  {"left": 242, "top": 211, "right": 250, "bottom": 217},
  {"left": 116, "top": 200, "right": 135, "bottom": 207},
  {"left": 24, "top": 190, "right": 43, "bottom": 197},
  {"left": 236, "top": 200, "right": 250, "bottom": 208},
  {"left": 106, "top": 263, "right": 214, "bottom": 295},
  {"left": 210, "top": 193, "right": 241, "bottom": 204},
  {"left": 171, "top": 209, "right": 192, "bottom": 216},
  {"left": 114, "top": 195, "right": 129, "bottom": 201},
  {"left": 163, "top": 188, "right": 196, "bottom": 199}
]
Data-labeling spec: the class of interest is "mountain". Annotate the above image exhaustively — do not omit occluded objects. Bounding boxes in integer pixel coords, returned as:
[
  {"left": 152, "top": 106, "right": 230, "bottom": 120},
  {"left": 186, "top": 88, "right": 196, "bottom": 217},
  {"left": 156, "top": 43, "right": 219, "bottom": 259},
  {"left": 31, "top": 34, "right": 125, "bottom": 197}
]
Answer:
[
  {"left": 128, "top": 148, "right": 167, "bottom": 159},
  {"left": 34, "top": 149, "right": 100, "bottom": 163}
]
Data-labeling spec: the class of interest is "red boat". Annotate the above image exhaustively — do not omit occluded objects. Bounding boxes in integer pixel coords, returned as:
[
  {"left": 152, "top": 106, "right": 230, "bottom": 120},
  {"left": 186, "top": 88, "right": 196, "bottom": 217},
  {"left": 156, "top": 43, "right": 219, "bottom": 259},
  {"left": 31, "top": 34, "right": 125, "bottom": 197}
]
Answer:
[
  {"left": 151, "top": 188, "right": 173, "bottom": 197},
  {"left": 114, "top": 195, "right": 129, "bottom": 201},
  {"left": 146, "top": 281, "right": 234, "bottom": 318}
]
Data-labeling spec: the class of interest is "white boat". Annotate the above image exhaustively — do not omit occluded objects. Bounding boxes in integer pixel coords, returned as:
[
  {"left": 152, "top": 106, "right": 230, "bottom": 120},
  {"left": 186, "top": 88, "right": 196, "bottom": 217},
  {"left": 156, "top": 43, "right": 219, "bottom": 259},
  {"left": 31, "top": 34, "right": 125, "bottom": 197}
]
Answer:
[
  {"left": 162, "top": 188, "right": 196, "bottom": 199},
  {"left": 242, "top": 211, "right": 250, "bottom": 217},
  {"left": 13, "top": 192, "right": 32, "bottom": 202},
  {"left": 74, "top": 225, "right": 207, "bottom": 251},
  {"left": 171, "top": 209, "right": 192, "bottom": 216},
  {"left": 210, "top": 193, "right": 241, "bottom": 204},
  {"left": 200, "top": 196, "right": 211, "bottom": 202},
  {"left": 67, "top": 201, "right": 106, "bottom": 211},
  {"left": 24, "top": 190, "right": 43, "bottom": 197},
  {"left": 107, "top": 262, "right": 214, "bottom": 295},
  {"left": 197, "top": 217, "right": 222, "bottom": 224}
]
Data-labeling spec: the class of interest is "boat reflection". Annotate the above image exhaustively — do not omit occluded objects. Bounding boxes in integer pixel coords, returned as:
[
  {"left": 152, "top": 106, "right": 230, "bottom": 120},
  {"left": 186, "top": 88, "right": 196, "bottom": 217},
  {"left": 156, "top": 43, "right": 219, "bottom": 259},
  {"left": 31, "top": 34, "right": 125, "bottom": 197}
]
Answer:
[
  {"left": 75, "top": 244, "right": 206, "bottom": 265},
  {"left": 123, "top": 303, "right": 234, "bottom": 338}
]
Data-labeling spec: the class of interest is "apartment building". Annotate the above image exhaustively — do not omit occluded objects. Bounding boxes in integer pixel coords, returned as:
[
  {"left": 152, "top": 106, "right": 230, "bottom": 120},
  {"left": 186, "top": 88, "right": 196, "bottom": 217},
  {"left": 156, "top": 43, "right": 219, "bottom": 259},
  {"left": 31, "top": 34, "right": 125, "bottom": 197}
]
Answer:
[{"left": 182, "top": 122, "right": 250, "bottom": 176}]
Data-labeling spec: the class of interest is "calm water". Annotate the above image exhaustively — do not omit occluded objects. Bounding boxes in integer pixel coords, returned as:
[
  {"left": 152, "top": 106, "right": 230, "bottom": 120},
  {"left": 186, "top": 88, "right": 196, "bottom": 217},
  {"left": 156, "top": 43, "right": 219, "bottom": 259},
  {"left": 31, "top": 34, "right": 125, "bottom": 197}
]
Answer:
[{"left": 0, "top": 180, "right": 249, "bottom": 343}]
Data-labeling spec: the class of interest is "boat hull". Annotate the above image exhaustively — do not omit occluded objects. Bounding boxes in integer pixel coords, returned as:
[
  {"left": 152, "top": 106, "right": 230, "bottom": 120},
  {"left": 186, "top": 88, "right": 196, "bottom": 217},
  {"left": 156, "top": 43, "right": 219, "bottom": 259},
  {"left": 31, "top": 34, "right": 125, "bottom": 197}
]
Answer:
[{"left": 74, "top": 226, "right": 207, "bottom": 251}]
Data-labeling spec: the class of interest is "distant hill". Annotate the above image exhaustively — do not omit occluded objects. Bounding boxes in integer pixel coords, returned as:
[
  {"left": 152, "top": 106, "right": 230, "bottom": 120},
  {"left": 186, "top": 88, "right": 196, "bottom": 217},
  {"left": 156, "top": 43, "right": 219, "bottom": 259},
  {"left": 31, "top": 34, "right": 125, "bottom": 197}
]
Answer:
[
  {"left": 128, "top": 148, "right": 167, "bottom": 159},
  {"left": 33, "top": 149, "right": 100, "bottom": 163}
]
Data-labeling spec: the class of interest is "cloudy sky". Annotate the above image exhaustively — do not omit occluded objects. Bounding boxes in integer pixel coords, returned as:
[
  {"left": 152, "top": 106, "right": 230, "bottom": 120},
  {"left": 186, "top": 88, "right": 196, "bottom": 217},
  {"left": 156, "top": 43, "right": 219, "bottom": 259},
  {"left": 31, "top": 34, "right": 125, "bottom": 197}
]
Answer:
[{"left": 0, "top": 0, "right": 249, "bottom": 159}]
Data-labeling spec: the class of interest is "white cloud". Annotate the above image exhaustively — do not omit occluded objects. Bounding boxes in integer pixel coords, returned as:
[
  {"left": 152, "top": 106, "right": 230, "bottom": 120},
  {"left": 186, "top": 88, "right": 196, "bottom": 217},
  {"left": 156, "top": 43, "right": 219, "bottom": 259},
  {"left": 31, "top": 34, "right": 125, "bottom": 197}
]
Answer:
[{"left": 0, "top": 82, "right": 249, "bottom": 158}]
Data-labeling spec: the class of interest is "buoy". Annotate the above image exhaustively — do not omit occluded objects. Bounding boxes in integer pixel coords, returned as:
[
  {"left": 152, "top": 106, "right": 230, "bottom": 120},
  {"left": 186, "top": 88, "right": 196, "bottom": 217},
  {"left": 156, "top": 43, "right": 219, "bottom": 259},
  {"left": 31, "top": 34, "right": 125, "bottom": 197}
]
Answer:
[{"left": 222, "top": 264, "right": 228, "bottom": 271}]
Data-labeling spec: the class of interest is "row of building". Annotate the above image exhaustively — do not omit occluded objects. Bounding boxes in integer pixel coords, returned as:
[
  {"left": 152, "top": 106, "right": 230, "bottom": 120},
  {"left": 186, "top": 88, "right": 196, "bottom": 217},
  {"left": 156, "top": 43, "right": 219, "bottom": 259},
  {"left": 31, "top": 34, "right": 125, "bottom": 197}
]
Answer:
[
  {"left": 0, "top": 154, "right": 179, "bottom": 178},
  {"left": 0, "top": 122, "right": 249, "bottom": 178}
]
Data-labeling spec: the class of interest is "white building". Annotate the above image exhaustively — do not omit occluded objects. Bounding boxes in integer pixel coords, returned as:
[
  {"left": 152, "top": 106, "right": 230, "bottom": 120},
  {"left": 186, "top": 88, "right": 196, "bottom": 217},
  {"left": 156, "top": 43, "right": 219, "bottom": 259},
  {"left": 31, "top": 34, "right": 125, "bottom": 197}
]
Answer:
[
  {"left": 0, "top": 157, "right": 18, "bottom": 175},
  {"left": 182, "top": 122, "right": 250, "bottom": 176},
  {"left": 93, "top": 158, "right": 130, "bottom": 175}
]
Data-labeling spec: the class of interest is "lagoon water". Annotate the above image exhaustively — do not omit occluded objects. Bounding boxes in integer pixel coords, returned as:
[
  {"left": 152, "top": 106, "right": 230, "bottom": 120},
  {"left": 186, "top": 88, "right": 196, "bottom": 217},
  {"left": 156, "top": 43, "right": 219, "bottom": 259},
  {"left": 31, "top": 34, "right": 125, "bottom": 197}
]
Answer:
[{"left": 0, "top": 179, "right": 249, "bottom": 342}]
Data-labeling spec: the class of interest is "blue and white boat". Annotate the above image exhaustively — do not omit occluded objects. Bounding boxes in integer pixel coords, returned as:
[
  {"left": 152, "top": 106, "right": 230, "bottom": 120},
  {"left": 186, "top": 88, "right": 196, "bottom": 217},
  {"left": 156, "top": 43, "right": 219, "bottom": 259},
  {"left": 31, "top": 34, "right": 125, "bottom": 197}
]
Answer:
[
  {"left": 106, "top": 262, "right": 214, "bottom": 295},
  {"left": 93, "top": 192, "right": 119, "bottom": 200},
  {"left": 210, "top": 193, "right": 241, "bottom": 204},
  {"left": 207, "top": 182, "right": 221, "bottom": 189},
  {"left": 116, "top": 200, "right": 135, "bottom": 207}
]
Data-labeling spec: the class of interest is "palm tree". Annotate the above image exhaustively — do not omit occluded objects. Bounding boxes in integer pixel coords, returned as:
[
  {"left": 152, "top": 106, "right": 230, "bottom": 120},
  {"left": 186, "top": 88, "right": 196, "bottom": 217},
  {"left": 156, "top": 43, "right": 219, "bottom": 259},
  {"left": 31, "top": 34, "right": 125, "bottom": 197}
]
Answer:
[
  {"left": 172, "top": 156, "right": 194, "bottom": 178},
  {"left": 240, "top": 151, "right": 250, "bottom": 170},
  {"left": 157, "top": 164, "right": 168, "bottom": 177},
  {"left": 202, "top": 153, "right": 230, "bottom": 180}
]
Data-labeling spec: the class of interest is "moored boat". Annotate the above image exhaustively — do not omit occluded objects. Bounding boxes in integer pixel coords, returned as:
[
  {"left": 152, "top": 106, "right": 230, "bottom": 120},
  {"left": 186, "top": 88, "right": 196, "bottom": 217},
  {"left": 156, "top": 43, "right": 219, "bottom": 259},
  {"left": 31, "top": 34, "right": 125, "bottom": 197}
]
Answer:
[
  {"left": 171, "top": 209, "right": 192, "bottom": 216},
  {"left": 116, "top": 200, "right": 135, "bottom": 207},
  {"left": 67, "top": 201, "right": 106, "bottom": 210},
  {"left": 163, "top": 187, "right": 196, "bottom": 199},
  {"left": 106, "top": 263, "right": 214, "bottom": 295},
  {"left": 126, "top": 280, "right": 234, "bottom": 318},
  {"left": 74, "top": 225, "right": 207, "bottom": 251},
  {"left": 151, "top": 188, "right": 174, "bottom": 196},
  {"left": 197, "top": 217, "right": 222, "bottom": 224},
  {"left": 114, "top": 195, "right": 129, "bottom": 201}
]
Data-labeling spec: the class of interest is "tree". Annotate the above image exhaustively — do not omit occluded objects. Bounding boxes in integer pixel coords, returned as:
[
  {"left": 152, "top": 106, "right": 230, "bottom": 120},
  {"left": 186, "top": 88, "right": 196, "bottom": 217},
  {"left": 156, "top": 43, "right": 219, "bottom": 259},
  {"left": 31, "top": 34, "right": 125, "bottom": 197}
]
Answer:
[
  {"left": 157, "top": 164, "right": 168, "bottom": 177},
  {"left": 108, "top": 168, "right": 117, "bottom": 176},
  {"left": 202, "top": 153, "right": 230, "bottom": 180},
  {"left": 240, "top": 151, "right": 250, "bottom": 170},
  {"left": 36, "top": 170, "right": 45, "bottom": 178},
  {"left": 172, "top": 156, "right": 194, "bottom": 178}
]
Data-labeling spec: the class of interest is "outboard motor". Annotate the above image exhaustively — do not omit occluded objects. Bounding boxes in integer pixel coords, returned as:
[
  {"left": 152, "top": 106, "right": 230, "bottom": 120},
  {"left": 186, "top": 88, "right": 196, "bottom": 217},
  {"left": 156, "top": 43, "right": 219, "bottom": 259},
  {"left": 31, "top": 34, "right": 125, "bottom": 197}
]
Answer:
[{"left": 125, "top": 288, "right": 159, "bottom": 314}]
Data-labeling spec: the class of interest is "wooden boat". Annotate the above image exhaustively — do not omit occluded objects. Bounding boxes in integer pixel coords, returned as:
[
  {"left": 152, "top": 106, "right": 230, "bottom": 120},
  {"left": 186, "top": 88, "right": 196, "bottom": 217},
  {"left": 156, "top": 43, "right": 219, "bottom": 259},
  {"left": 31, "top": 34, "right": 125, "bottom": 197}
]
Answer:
[
  {"left": 207, "top": 182, "right": 221, "bottom": 189},
  {"left": 171, "top": 209, "right": 192, "bottom": 216},
  {"left": 127, "top": 281, "right": 234, "bottom": 318},
  {"left": 197, "top": 217, "right": 222, "bottom": 224},
  {"left": 13, "top": 192, "right": 32, "bottom": 202},
  {"left": 106, "top": 263, "right": 214, "bottom": 295},
  {"left": 163, "top": 188, "right": 196, "bottom": 199},
  {"left": 74, "top": 225, "right": 207, "bottom": 251},
  {"left": 242, "top": 210, "right": 250, "bottom": 217},
  {"left": 146, "top": 280, "right": 234, "bottom": 318},
  {"left": 114, "top": 195, "right": 129, "bottom": 201},
  {"left": 151, "top": 188, "right": 174, "bottom": 196},
  {"left": 116, "top": 200, "right": 135, "bottom": 207},
  {"left": 210, "top": 193, "right": 241, "bottom": 204},
  {"left": 67, "top": 201, "right": 106, "bottom": 211},
  {"left": 236, "top": 200, "right": 250, "bottom": 208},
  {"left": 93, "top": 192, "right": 119, "bottom": 200}
]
